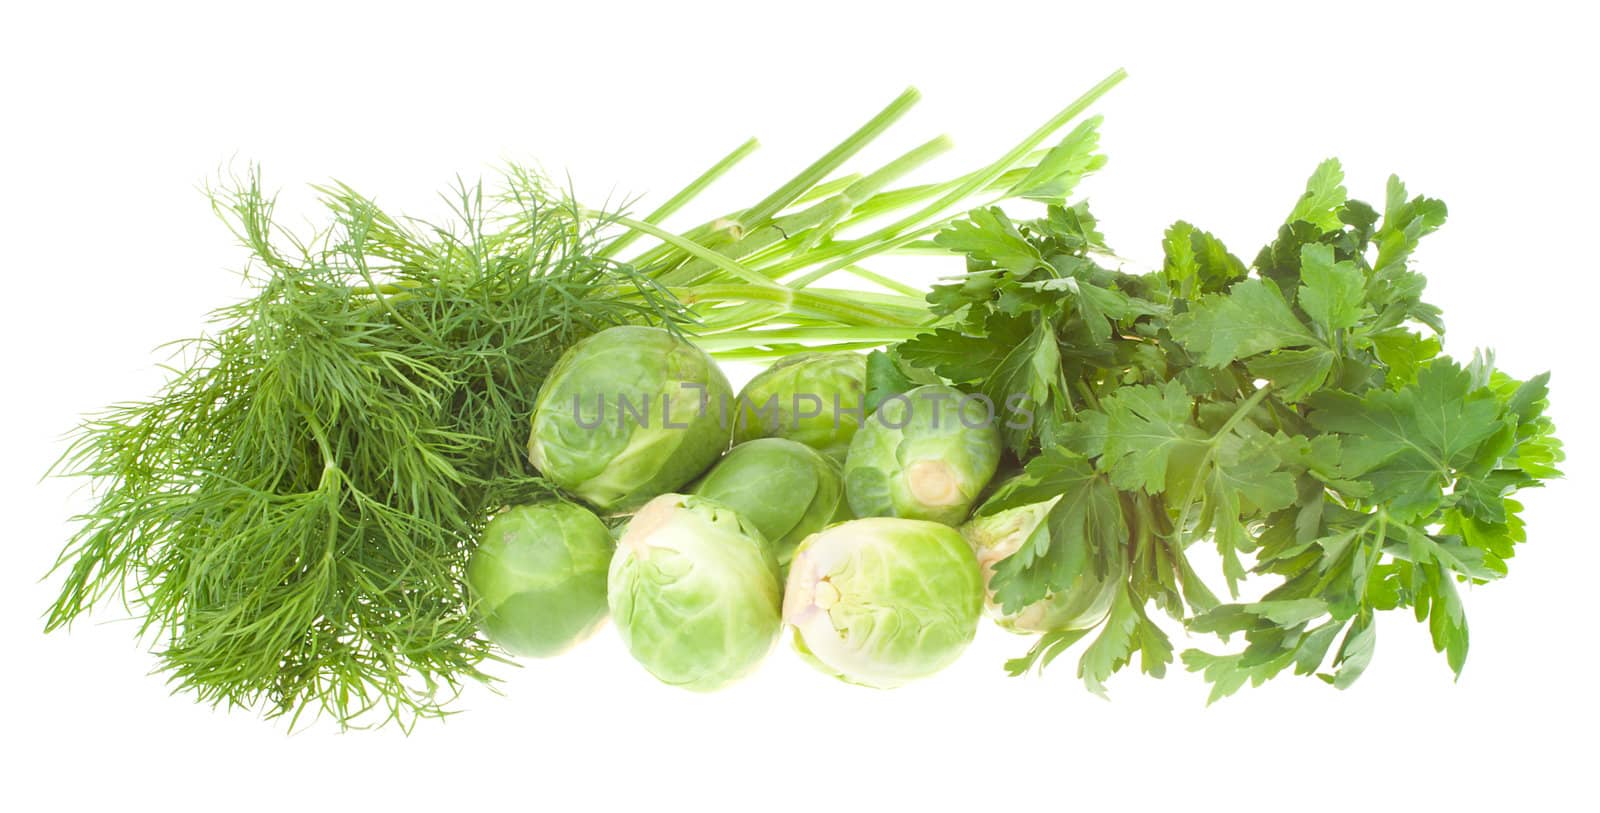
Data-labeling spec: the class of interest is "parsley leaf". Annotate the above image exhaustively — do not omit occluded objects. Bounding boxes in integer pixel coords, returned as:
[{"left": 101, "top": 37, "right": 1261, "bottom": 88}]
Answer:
[
  {"left": 896, "top": 160, "right": 1559, "bottom": 700},
  {"left": 1307, "top": 359, "right": 1504, "bottom": 517},
  {"left": 931, "top": 207, "right": 1042, "bottom": 275},
  {"left": 1287, "top": 157, "right": 1348, "bottom": 231},
  {"left": 1169, "top": 278, "right": 1318, "bottom": 367},
  {"left": 1297, "top": 243, "right": 1367, "bottom": 332},
  {"left": 986, "top": 446, "right": 1126, "bottom": 614}
]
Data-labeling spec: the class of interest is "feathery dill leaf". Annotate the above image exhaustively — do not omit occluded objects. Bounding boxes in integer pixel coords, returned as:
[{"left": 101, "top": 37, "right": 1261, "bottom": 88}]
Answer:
[{"left": 48, "top": 169, "right": 685, "bottom": 729}]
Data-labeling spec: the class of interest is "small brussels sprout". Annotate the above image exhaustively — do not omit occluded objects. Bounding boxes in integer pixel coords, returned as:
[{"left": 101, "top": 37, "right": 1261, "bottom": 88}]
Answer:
[
  {"left": 960, "top": 492, "right": 1121, "bottom": 633},
  {"left": 730, "top": 351, "right": 867, "bottom": 460},
  {"left": 528, "top": 325, "right": 733, "bottom": 512},
  {"left": 783, "top": 517, "right": 983, "bottom": 688},
  {"left": 843, "top": 384, "right": 1002, "bottom": 526},
  {"left": 608, "top": 494, "right": 781, "bottom": 691},
  {"left": 691, "top": 438, "right": 849, "bottom": 576},
  {"left": 466, "top": 501, "right": 614, "bottom": 657}
]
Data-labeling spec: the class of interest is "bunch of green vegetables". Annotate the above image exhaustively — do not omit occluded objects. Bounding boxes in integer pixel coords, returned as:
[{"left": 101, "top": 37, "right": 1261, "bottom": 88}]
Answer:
[
  {"left": 45, "top": 73, "right": 1122, "bottom": 728},
  {"left": 47, "top": 67, "right": 1562, "bottom": 728},
  {"left": 469, "top": 161, "right": 1563, "bottom": 698}
]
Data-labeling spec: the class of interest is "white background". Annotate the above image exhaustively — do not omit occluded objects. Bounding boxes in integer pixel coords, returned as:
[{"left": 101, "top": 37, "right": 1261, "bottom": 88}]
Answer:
[{"left": 3, "top": 1, "right": 1595, "bottom": 810}]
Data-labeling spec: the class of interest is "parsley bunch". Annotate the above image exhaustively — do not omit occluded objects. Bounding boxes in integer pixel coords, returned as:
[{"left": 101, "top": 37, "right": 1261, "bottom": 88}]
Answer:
[{"left": 882, "top": 160, "right": 1562, "bottom": 699}]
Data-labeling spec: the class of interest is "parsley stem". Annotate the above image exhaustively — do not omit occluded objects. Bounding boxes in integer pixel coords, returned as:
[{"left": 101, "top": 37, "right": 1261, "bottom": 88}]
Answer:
[
  {"left": 1213, "top": 384, "right": 1274, "bottom": 439},
  {"left": 1169, "top": 384, "right": 1275, "bottom": 593}
]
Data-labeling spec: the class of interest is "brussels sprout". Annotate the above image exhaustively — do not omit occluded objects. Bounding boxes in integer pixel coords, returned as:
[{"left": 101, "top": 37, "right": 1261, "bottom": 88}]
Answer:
[
  {"left": 783, "top": 517, "right": 983, "bottom": 688},
  {"left": 690, "top": 438, "right": 849, "bottom": 576},
  {"left": 608, "top": 494, "right": 781, "bottom": 690},
  {"left": 528, "top": 325, "right": 733, "bottom": 512},
  {"left": 730, "top": 351, "right": 866, "bottom": 460},
  {"left": 960, "top": 492, "right": 1121, "bottom": 633},
  {"left": 843, "top": 384, "right": 1002, "bottom": 526},
  {"left": 466, "top": 501, "right": 614, "bottom": 657}
]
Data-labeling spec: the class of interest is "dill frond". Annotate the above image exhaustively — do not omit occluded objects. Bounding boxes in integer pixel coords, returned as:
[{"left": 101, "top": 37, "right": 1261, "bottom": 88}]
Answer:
[{"left": 48, "top": 167, "right": 685, "bottom": 729}]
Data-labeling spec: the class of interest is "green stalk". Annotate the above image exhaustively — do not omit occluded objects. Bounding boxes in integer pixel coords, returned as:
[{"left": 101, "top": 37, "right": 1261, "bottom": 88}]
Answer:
[
  {"left": 740, "top": 87, "right": 921, "bottom": 228},
  {"left": 758, "top": 220, "right": 949, "bottom": 287},
  {"left": 672, "top": 283, "right": 928, "bottom": 327},
  {"left": 737, "top": 162, "right": 1054, "bottom": 284},
  {"left": 606, "top": 72, "right": 1121, "bottom": 350},
  {"left": 1170, "top": 384, "right": 1276, "bottom": 555},
  {"left": 651, "top": 196, "right": 852, "bottom": 287},
  {"left": 848, "top": 73, "right": 1122, "bottom": 247},
  {"left": 626, "top": 218, "right": 733, "bottom": 271},
  {"left": 691, "top": 325, "right": 929, "bottom": 352},
  {"left": 598, "top": 137, "right": 759, "bottom": 259},
  {"left": 830, "top": 161, "right": 1047, "bottom": 231},
  {"left": 706, "top": 340, "right": 901, "bottom": 361},
  {"left": 782, "top": 69, "right": 1126, "bottom": 287},
  {"left": 795, "top": 135, "right": 954, "bottom": 251},
  {"left": 602, "top": 214, "right": 779, "bottom": 288},
  {"left": 645, "top": 90, "right": 928, "bottom": 286},
  {"left": 839, "top": 265, "right": 925, "bottom": 298},
  {"left": 685, "top": 149, "right": 1051, "bottom": 282},
  {"left": 792, "top": 173, "right": 864, "bottom": 206},
  {"left": 653, "top": 135, "right": 954, "bottom": 288}
]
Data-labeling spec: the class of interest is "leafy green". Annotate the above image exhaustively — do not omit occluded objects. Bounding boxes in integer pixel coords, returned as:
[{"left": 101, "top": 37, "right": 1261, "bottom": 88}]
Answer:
[
  {"left": 903, "top": 158, "right": 1561, "bottom": 698},
  {"left": 1297, "top": 244, "right": 1367, "bottom": 332},
  {"left": 49, "top": 173, "right": 658, "bottom": 730},
  {"left": 983, "top": 446, "right": 1125, "bottom": 613},
  {"left": 1286, "top": 158, "right": 1348, "bottom": 231},
  {"left": 932, "top": 207, "right": 1043, "bottom": 275},
  {"left": 1307, "top": 359, "right": 1505, "bottom": 517},
  {"left": 1170, "top": 279, "right": 1316, "bottom": 367}
]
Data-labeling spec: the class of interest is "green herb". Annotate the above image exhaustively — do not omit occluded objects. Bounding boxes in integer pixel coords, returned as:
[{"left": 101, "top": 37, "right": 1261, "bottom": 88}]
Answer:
[
  {"left": 45, "top": 73, "right": 1125, "bottom": 728},
  {"left": 888, "top": 159, "right": 1562, "bottom": 699},
  {"left": 49, "top": 177, "right": 665, "bottom": 729}
]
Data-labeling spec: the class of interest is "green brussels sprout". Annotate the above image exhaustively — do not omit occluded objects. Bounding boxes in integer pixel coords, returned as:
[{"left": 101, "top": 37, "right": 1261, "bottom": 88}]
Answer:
[
  {"left": 782, "top": 517, "right": 983, "bottom": 688},
  {"left": 608, "top": 494, "right": 781, "bottom": 691},
  {"left": 730, "top": 351, "right": 866, "bottom": 460},
  {"left": 528, "top": 325, "right": 732, "bottom": 512},
  {"left": 960, "top": 492, "right": 1121, "bottom": 633},
  {"left": 690, "top": 438, "right": 850, "bottom": 576},
  {"left": 466, "top": 501, "right": 615, "bottom": 657},
  {"left": 843, "top": 384, "right": 1002, "bottom": 526}
]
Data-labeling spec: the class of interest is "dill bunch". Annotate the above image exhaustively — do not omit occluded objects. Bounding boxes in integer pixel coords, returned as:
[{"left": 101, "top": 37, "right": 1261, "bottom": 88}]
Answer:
[{"left": 50, "top": 172, "right": 681, "bottom": 728}]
